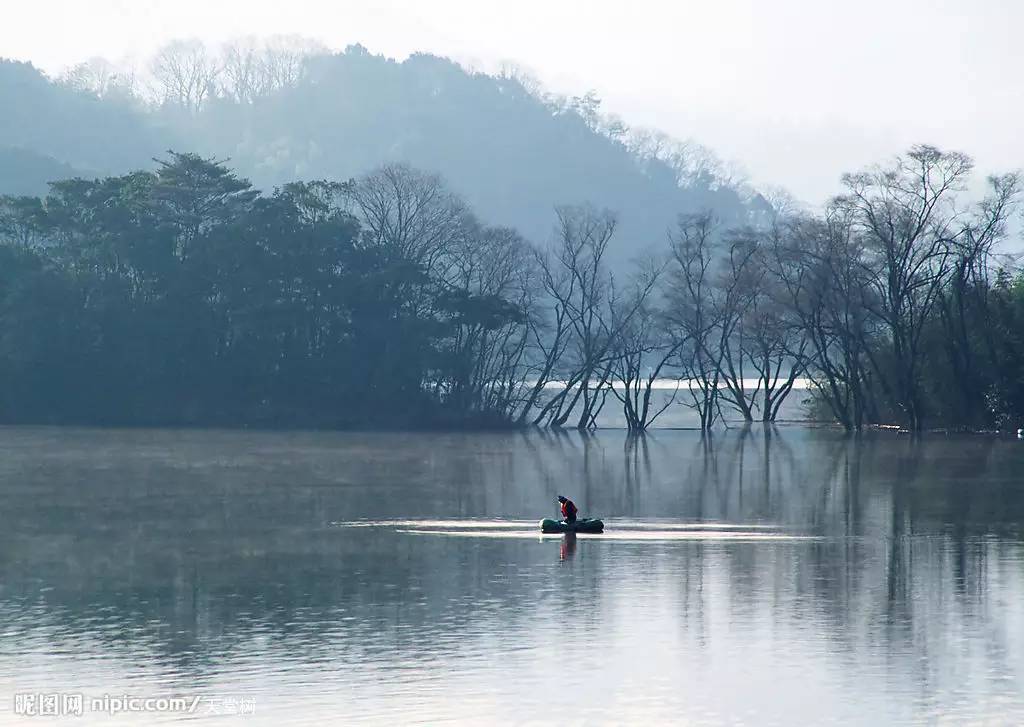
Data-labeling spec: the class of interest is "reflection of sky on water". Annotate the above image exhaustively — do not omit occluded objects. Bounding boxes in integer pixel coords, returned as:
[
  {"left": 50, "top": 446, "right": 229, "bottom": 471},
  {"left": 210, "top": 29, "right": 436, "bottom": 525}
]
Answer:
[{"left": 0, "top": 427, "right": 1022, "bottom": 724}]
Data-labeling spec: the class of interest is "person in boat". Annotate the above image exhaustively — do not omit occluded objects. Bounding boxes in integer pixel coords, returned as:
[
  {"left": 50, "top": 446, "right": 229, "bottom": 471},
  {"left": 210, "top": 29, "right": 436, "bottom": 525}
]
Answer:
[{"left": 557, "top": 495, "right": 578, "bottom": 524}]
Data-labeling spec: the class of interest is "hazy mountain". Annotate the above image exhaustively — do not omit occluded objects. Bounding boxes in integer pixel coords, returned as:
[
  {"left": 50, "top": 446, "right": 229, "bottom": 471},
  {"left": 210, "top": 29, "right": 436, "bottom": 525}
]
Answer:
[
  {"left": 1, "top": 48, "right": 769, "bottom": 260},
  {"left": 0, "top": 59, "right": 173, "bottom": 177},
  {"left": 0, "top": 147, "right": 81, "bottom": 197}
]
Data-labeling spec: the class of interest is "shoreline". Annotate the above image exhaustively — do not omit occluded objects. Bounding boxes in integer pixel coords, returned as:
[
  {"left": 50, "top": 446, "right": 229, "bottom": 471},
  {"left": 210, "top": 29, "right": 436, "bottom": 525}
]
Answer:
[{"left": 0, "top": 419, "right": 1017, "bottom": 438}]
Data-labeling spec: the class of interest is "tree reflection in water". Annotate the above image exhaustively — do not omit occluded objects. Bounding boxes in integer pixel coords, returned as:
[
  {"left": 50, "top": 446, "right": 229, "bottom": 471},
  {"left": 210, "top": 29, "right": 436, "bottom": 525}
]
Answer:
[{"left": 0, "top": 426, "right": 1021, "bottom": 723}]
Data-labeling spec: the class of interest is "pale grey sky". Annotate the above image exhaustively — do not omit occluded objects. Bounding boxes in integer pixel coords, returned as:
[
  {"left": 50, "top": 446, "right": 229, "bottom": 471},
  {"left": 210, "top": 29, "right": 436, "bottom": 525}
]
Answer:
[{"left": 3, "top": 0, "right": 1023, "bottom": 203}]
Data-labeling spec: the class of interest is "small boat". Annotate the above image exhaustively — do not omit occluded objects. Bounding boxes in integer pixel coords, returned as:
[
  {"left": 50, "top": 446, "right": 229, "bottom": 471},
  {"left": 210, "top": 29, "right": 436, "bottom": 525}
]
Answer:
[{"left": 540, "top": 518, "right": 604, "bottom": 534}]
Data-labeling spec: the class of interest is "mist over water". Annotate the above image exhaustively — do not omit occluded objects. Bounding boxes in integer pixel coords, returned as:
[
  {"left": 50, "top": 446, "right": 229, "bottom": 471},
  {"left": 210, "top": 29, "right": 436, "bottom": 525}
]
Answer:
[
  {"left": 0, "top": 427, "right": 1022, "bottom": 724},
  {"left": 4, "top": 2, "right": 1024, "bottom": 723}
]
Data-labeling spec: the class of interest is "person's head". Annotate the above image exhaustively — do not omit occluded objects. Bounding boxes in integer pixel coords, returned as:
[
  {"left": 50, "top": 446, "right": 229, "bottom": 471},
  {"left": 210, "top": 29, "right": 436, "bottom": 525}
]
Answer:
[{"left": 557, "top": 495, "right": 567, "bottom": 503}]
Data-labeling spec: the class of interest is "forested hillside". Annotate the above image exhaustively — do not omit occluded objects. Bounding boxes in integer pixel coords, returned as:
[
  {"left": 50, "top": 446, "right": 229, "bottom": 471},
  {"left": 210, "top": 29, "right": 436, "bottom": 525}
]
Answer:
[
  {"left": 0, "top": 59, "right": 172, "bottom": 176},
  {"left": 0, "top": 44, "right": 767, "bottom": 261},
  {"left": 0, "top": 148, "right": 81, "bottom": 197}
]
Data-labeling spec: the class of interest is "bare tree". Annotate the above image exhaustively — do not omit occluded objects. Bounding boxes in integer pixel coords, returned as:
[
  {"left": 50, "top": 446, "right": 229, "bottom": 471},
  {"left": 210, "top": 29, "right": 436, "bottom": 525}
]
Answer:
[
  {"left": 663, "top": 213, "right": 803, "bottom": 428},
  {"left": 531, "top": 206, "right": 617, "bottom": 428},
  {"left": 531, "top": 206, "right": 656, "bottom": 429},
  {"left": 438, "top": 222, "right": 535, "bottom": 419},
  {"left": 709, "top": 228, "right": 763, "bottom": 422},
  {"left": 759, "top": 185, "right": 803, "bottom": 218},
  {"left": 665, "top": 212, "right": 723, "bottom": 431},
  {"left": 744, "top": 249, "right": 808, "bottom": 422},
  {"left": 837, "top": 144, "right": 973, "bottom": 430},
  {"left": 61, "top": 57, "right": 137, "bottom": 99},
  {"left": 220, "top": 40, "right": 264, "bottom": 105},
  {"left": 768, "top": 210, "right": 875, "bottom": 430},
  {"left": 218, "top": 36, "right": 322, "bottom": 104},
  {"left": 608, "top": 270, "right": 682, "bottom": 432},
  {"left": 496, "top": 62, "right": 545, "bottom": 98},
  {"left": 263, "top": 36, "right": 324, "bottom": 90},
  {"left": 626, "top": 130, "right": 730, "bottom": 191},
  {"left": 345, "top": 163, "right": 469, "bottom": 280},
  {"left": 515, "top": 245, "right": 576, "bottom": 425},
  {"left": 935, "top": 172, "right": 1021, "bottom": 424},
  {"left": 150, "top": 40, "right": 221, "bottom": 113}
]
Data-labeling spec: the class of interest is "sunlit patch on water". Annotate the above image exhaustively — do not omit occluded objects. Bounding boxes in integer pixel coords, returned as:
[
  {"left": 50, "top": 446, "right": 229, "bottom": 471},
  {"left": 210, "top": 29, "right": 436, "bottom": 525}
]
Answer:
[
  {"left": 593, "top": 520, "right": 783, "bottom": 531},
  {"left": 332, "top": 518, "right": 783, "bottom": 529},
  {"left": 333, "top": 518, "right": 813, "bottom": 541},
  {"left": 397, "top": 529, "right": 819, "bottom": 541},
  {"left": 332, "top": 519, "right": 539, "bottom": 529}
]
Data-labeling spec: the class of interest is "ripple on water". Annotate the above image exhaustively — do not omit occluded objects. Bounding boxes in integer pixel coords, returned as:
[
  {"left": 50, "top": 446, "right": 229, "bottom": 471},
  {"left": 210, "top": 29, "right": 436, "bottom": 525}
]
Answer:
[{"left": 333, "top": 518, "right": 807, "bottom": 541}]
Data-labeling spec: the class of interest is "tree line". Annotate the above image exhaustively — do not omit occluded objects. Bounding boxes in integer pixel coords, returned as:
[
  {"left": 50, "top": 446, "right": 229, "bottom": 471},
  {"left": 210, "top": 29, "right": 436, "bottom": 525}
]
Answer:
[{"left": 0, "top": 145, "right": 1021, "bottom": 431}]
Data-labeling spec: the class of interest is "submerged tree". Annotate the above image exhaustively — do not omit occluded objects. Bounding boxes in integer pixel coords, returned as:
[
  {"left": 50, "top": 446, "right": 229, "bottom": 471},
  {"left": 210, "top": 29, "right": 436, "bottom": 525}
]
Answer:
[
  {"left": 838, "top": 145, "right": 1019, "bottom": 431},
  {"left": 664, "top": 212, "right": 722, "bottom": 431},
  {"left": 531, "top": 206, "right": 656, "bottom": 429},
  {"left": 608, "top": 274, "right": 681, "bottom": 432},
  {"left": 767, "top": 210, "right": 874, "bottom": 430}
]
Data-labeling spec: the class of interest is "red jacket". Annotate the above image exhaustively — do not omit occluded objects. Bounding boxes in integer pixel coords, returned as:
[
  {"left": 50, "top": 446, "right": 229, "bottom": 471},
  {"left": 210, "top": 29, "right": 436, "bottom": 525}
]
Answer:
[{"left": 560, "top": 499, "right": 578, "bottom": 519}]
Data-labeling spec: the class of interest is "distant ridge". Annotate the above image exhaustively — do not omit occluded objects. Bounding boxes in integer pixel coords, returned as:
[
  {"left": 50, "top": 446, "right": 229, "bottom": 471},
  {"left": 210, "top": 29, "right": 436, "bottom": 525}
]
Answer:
[{"left": 1, "top": 46, "right": 773, "bottom": 261}]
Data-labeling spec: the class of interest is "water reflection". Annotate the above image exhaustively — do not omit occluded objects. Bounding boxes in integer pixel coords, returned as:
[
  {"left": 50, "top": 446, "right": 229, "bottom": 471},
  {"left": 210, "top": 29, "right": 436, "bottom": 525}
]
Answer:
[
  {"left": 559, "top": 534, "right": 576, "bottom": 562},
  {"left": 0, "top": 426, "right": 1021, "bottom": 724}
]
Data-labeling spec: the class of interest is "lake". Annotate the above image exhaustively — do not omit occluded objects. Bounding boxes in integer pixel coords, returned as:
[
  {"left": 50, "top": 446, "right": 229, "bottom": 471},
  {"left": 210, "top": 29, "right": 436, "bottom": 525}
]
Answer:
[{"left": 1, "top": 426, "right": 1022, "bottom": 725}]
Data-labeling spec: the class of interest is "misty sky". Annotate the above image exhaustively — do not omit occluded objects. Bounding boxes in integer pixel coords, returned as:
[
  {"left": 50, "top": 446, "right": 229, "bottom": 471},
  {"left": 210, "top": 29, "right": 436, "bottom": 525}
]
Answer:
[{"left": 3, "top": 0, "right": 1023, "bottom": 203}]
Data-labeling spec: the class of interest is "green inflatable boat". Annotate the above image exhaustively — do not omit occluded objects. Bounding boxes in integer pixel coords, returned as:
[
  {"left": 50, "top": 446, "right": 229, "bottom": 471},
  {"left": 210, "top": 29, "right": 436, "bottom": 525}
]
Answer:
[{"left": 540, "top": 518, "right": 604, "bottom": 534}]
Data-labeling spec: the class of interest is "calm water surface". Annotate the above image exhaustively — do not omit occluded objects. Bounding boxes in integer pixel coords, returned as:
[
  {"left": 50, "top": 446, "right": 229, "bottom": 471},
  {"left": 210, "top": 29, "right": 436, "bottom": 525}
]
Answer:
[{"left": 1, "top": 426, "right": 1022, "bottom": 725}]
